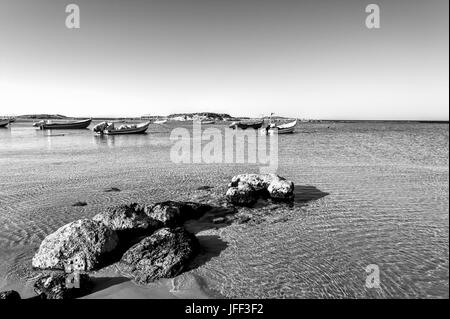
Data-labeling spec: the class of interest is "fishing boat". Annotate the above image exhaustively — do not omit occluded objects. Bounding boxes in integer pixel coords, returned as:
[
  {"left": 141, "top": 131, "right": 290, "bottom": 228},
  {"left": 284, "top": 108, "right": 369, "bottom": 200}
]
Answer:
[
  {"left": 200, "top": 120, "right": 215, "bottom": 125},
  {"left": 0, "top": 119, "right": 10, "bottom": 128},
  {"left": 153, "top": 119, "right": 168, "bottom": 124},
  {"left": 229, "top": 119, "right": 264, "bottom": 130},
  {"left": 93, "top": 121, "right": 150, "bottom": 135},
  {"left": 33, "top": 118, "right": 92, "bottom": 130},
  {"left": 265, "top": 119, "right": 297, "bottom": 134}
]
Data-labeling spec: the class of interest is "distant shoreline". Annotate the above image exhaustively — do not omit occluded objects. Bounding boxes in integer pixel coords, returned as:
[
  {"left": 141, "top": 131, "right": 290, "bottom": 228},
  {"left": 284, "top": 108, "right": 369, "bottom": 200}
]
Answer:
[{"left": 8, "top": 117, "right": 449, "bottom": 124}]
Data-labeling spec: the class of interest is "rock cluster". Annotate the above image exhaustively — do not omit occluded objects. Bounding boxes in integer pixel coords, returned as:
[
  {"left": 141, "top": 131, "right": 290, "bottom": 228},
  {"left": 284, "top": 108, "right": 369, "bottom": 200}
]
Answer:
[
  {"left": 27, "top": 173, "right": 295, "bottom": 298},
  {"left": 226, "top": 174, "right": 294, "bottom": 206},
  {"left": 30, "top": 200, "right": 213, "bottom": 298}
]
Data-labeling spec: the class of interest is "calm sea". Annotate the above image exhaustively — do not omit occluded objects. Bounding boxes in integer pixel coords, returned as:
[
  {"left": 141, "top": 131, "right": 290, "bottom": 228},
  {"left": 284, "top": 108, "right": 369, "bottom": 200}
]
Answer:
[{"left": 0, "top": 121, "right": 448, "bottom": 298}]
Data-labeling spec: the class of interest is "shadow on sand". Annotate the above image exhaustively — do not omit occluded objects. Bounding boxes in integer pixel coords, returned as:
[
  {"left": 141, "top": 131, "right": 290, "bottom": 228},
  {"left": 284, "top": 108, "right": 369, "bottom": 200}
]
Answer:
[
  {"left": 89, "top": 276, "right": 131, "bottom": 294},
  {"left": 293, "top": 185, "right": 329, "bottom": 204}
]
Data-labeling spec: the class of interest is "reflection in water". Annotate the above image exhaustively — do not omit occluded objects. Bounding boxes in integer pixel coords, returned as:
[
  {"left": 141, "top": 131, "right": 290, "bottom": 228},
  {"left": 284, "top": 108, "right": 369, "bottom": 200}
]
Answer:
[
  {"left": 92, "top": 133, "right": 153, "bottom": 148},
  {"left": 93, "top": 135, "right": 116, "bottom": 147}
]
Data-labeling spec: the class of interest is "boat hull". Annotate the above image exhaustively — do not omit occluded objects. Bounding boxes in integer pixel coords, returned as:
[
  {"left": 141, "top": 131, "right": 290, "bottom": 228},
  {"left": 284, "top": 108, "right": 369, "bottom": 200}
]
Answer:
[
  {"left": 271, "top": 126, "right": 295, "bottom": 134},
  {"left": 39, "top": 119, "right": 92, "bottom": 130},
  {"left": 103, "top": 122, "right": 150, "bottom": 135},
  {"left": 266, "top": 119, "right": 298, "bottom": 134},
  {"left": 230, "top": 120, "right": 264, "bottom": 129},
  {"left": 0, "top": 119, "right": 10, "bottom": 128}
]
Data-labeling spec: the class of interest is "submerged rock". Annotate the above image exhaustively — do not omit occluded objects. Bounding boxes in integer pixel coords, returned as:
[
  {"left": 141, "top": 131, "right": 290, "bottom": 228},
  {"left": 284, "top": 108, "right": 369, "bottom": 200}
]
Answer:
[
  {"left": 32, "top": 219, "right": 119, "bottom": 271},
  {"left": 225, "top": 182, "right": 258, "bottom": 207},
  {"left": 226, "top": 173, "right": 294, "bottom": 206},
  {"left": 0, "top": 290, "right": 21, "bottom": 300},
  {"left": 93, "top": 203, "right": 158, "bottom": 236},
  {"left": 118, "top": 227, "right": 199, "bottom": 284},
  {"left": 34, "top": 272, "right": 93, "bottom": 299},
  {"left": 196, "top": 185, "right": 213, "bottom": 191},
  {"left": 145, "top": 201, "right": 212, "bottom": 228},
  {"left": 72, "top": 201, "right": 87, "bottom": 207}
]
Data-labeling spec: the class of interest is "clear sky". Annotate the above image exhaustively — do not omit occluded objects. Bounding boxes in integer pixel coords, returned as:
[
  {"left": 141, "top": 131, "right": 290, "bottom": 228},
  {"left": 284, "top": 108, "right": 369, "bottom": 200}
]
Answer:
[{"left": 0, "top": 0, "right": 448, "bottom": 120}]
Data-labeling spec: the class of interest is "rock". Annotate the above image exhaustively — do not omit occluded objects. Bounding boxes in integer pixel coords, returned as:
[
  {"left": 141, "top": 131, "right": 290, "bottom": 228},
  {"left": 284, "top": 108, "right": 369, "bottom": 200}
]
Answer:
[
  {"left": 93, "top": 203, "right": 158, "bottom": 236},
  {"left": 34, "top": 272, "right": 93, "bottom": 299},
  {"left": 226, "top": 173, "right": 295, "bottom": 205},
  {"left": 118, "top": 227, "right": 199, "bottom": 284},
  {"left": 196, "top": 185, "right": 213, "bottom": 191},
  {"left": 32, "top": 219, "right": 119, "bottom": 271},
  {"left": 0, "top": 290, "right": 21, "bottom": 300},
  {"left": 267, "top": 179, "right": 295, "bottom": 201},
  {"left": 229, "top": 174, "right": 277, "bottom": 192},
  {"left": 72, "top": 201, "right": 87, "bottom": 207},
  {"left": 225, "top": 182, "right": 258, "bottom": 207},
  {"left": 145, "top": 201, "right": 212, "bottom": 228}
]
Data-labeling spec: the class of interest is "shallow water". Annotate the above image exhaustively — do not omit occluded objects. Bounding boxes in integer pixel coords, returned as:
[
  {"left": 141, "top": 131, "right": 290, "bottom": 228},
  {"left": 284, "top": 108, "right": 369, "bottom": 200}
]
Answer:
[{"left": 0, "top": 121, "right": 448, "bottom": 298}]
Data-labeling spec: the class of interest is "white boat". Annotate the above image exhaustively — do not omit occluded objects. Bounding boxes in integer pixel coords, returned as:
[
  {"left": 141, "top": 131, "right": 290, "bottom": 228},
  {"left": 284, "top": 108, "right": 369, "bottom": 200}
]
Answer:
[
  {"left": 153, "top": 119, "right": 167, "bottom": 124},
  {"left": 264, "top": 119, "right": 297, "bottom": 134},
  {"left": 93, "top": 121, "right": 151, "bottom": 135}
]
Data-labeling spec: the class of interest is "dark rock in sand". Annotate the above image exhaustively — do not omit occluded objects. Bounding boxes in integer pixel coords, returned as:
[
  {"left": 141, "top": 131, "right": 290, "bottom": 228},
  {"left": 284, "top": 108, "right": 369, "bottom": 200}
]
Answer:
[
  {"left": 225, "top": 182, "right": 258, "bottom": 207},
  {"left": 0, "top": 290, "right": 21, "bottom": 300},
  {"left": 145, "top": 201, "right": 213, "bottom": 228},
  {"left": 32, "top": 219, "right": 119, "bottom": 271},
  {"left": 197, "top": 185, "right": 213, "bottom": 191},
  {"left": 226, "top": 173, "right": 294, "bottom": 206},
  {"left": 34, "top": 272, "right": 93, "bottom": 299},
  {"left": 72, "top": 201, "right": 87, "bottom": 207},
  {"left": 93, "top": 203, "right": 158, "bottom": 236},
  {"left": 118, "top": 227, "right": 199, "bottom": 284}
]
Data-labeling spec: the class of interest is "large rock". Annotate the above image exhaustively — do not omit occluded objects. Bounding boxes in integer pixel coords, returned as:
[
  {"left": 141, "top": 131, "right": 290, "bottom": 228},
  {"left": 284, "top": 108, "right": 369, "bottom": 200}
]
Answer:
[
  {"left": 0, "top": 290, "right": 21, "bottom": 300},
  {"left": 32, "top": 219, "right": 119, "bottom": 271},
  {"left": 267, "top": 178, "right": 294, "bottom": 201},
  {"left": 145, "top": 201, "right": 212, "bottom": 228},
  {"left": 226, "top": 173, "right": 295, "bottom": 206},
  {"left": 225, "top": 182, "right": 258, "bottom": 207},
  {"left": 118, "top": 227, "right": 199, "bottom": 284},
  {"left": 34, "top": 272, "right": 93, "bottom": 299},
  {"left": 93, "top": 203, "right": 158, "bottom": 236},
  {"left": 229, "top": 173, "right": 277, "bottom": 192}
]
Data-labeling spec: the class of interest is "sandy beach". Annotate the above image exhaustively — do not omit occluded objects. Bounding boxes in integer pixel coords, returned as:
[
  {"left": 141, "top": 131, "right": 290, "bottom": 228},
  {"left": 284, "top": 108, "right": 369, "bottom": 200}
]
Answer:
[{"left": 0, "top": 121, "right": 448, "bottom": 298}]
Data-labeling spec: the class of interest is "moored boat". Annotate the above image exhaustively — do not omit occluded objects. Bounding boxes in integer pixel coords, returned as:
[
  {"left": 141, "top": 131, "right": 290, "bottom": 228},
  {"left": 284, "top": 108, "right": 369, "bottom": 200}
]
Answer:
[
  {"left": 200, "top": 120, "right": 215, "bottom": 125},
  {"left": 265, "top": 119, "right": 297, "bottom": 134},
  {"left": 93, "top": 121, "right": 151, "bottom": 135},
  {"left": 229, "top": 119, "right": 264, "bottom": 130},
  {"left": 153, "top": 119, "right": 168, "bottom": 124},
  {"left": 0, "top": 119, "right": 10, "bottom": 128},
  {"left": 34, "top": 118, "right": 92, "bottom": 130}
]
